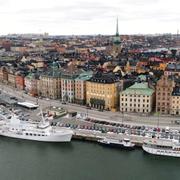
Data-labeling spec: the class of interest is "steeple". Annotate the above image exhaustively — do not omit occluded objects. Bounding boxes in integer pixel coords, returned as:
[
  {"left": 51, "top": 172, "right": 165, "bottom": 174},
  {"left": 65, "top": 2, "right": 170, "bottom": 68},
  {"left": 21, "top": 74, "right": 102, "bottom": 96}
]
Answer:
[
  {"left": 111, "top": 17, "right": 122, "bottom": 58},
  {"left": 177, "top": 29, "right": 179, "bottom": 39},
  {"left": 113, "top": 17, "right": 121, "bottom": 45},
  {"left": 116, "top": 17, "right": 119, "bottom": 36}
]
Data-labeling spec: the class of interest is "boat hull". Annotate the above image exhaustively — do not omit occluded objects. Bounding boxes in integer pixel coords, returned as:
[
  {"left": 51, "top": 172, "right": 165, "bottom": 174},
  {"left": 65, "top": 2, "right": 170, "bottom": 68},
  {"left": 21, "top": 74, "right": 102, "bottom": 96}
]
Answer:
[
  {"left": 99, "top": 141, "right": 135, "bottom": 150},
  {"left": 142, "top": 145, "right": 180, "bottom": 158},
  {"left": 0, "top": 131, "right": 73, "bottom": 142}
]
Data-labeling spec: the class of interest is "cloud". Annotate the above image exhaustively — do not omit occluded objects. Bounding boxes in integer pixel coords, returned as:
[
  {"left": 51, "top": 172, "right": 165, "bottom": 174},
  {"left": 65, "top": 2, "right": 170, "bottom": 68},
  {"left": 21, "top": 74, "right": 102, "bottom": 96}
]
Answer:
[{"left": 0, "top": 0, "right": 180, "bottom": 35}]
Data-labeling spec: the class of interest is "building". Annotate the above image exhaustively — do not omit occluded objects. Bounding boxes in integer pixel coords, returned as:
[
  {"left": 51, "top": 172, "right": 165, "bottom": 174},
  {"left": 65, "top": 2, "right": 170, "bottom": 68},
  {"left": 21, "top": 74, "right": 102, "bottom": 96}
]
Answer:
[
  {"left": 164, "top": 63, "right": 180, "bottom": 76},
  {"left": 38, "top": 67, "right": 61, "bottom": 99},
  {"left": 170, "top": 86, "right": 180, "bottom": 115},
  {"left": 24, "top": 73, "right": 39, "bottom": 97},
  {"left": 124, "top": 60, "right": 137, "bottom": 73},
  {"left": 86, "top": 73, "right": 119, "bottom": 111},
  {"left": 0, "top": 66, "right": 8, "bottom": 83},
  {"left": 7, "top": 71, "right": 16, "bottom": 87},
  {"left": 61, "top": 63, "right": 82, "bottom": 103},
  {"left": 120, "top": 83, "right": 155, "bottom": 113},
  {"left": 74, "top": 71, "right": 93, "bottom": 105},
  {"left": 156, "top": 75, "right": 175, "bottom": 114},
  {"left": 16, "top": 74, "right": 25, "bottom": 90}
]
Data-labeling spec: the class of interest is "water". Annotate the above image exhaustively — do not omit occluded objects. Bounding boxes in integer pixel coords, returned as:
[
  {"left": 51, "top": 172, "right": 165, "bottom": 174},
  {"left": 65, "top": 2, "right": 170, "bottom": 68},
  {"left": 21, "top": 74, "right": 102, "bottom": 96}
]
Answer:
[{"left": 0, "top": 138, "right": 180, "bottom": 180}]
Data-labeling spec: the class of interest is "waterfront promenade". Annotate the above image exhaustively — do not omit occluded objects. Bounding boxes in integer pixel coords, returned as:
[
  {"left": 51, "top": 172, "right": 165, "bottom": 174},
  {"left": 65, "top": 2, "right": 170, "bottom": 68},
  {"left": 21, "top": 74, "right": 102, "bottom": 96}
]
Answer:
[{"left": 0, "top": 84, "right": 180, "bottom": 128}]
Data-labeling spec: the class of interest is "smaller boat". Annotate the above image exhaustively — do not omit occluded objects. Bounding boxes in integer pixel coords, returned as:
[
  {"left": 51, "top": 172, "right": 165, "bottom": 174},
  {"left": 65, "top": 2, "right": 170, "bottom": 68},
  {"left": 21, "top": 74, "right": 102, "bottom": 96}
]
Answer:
[
  {"left": 98, "top": 137, "right": 135, "bottom": 150},
  {"left": 142, "top": 139, "right": 180, "bottom": 157}
]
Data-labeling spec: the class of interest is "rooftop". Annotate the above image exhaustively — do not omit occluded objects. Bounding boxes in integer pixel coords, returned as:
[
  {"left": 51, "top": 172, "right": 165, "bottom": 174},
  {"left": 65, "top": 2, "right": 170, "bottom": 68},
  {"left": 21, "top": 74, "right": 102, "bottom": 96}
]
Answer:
[
  {"left": 121, "top": 82, "right": 154, "bottom": 96},
  {"left": 89, "top": 73, "right": 118, "bottom": 84},
  {"left": 75, "top": 71, "right": 93, "bottom": 81}
]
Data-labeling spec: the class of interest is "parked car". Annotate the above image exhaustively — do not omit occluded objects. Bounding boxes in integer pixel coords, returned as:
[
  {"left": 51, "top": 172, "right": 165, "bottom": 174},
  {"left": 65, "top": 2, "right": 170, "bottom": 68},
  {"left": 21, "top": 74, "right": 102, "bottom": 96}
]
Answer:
[{"left": 175, "top": 120, "right": 180, "bottom": 125}]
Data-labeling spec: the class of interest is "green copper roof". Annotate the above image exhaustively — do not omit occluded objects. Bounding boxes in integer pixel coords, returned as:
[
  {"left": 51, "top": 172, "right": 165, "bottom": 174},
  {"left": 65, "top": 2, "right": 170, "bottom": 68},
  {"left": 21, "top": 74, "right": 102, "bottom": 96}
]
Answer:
[
  {"left": 113, "top": 36, "right": 121, "bottom": 45},
  {"left": 120, "top": 83, "right": 154, "bottom": 96},
  {"left": 138, "top": 75, "right": 146, "bottom": 81},
  {"left": 75, "top": 71, "right": 93, "bottom": 81}
]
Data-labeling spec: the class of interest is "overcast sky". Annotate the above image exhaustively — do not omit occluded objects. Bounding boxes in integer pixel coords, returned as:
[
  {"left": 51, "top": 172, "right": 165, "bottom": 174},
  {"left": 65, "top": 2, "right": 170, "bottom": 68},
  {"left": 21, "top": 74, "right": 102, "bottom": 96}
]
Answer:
[{"left": 0, "top": 0, "right": 180, "bottom": 35}]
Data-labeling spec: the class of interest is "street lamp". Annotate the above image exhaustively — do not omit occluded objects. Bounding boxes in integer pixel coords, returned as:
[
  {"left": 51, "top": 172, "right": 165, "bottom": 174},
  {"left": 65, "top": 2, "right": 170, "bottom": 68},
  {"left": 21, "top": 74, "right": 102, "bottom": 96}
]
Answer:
[
  {"left": 122, "top": 111, "right": 124, "bottom": 124},
  {"left": 86, "top": 107, "right": 89, "bottom": 119}
]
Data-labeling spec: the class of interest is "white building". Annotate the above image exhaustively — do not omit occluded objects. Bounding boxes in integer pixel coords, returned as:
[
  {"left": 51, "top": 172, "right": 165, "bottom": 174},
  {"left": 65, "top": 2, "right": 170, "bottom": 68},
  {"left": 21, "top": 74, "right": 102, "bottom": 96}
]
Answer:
[{"left": 119, "top": 83, "right": 155, "bottom": 113}]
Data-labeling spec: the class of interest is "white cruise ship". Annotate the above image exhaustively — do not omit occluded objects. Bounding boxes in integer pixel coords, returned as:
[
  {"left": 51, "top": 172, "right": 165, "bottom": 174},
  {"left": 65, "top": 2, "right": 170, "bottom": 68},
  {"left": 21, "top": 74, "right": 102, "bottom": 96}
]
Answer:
[
  {"left": 142, "top": 139, "right": 180, "bottom": 157},
  {"left": 0, "top": 114, "right": 73, "bottom": 142}
]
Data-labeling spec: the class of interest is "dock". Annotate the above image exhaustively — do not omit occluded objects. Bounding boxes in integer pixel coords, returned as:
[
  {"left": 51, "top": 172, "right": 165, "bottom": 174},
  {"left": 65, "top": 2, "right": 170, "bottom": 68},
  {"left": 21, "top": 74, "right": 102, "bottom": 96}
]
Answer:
[{"left": 64, "top": 129, "right": 152, "bottom": 147}]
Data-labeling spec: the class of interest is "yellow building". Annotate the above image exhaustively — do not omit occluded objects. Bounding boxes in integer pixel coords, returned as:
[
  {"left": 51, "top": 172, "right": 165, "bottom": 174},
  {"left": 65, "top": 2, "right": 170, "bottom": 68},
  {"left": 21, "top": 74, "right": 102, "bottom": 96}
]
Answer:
[
  {"left": 86, "top": 74, "right": 118, "bottom": 111},
  {"left": 170, "top": 86, "right": 180, "bottom": 115}
]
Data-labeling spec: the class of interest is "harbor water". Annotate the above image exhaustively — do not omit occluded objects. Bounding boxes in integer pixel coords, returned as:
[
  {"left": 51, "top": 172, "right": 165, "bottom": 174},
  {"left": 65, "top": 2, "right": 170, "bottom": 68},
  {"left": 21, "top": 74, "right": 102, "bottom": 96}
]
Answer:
[{"left": 0, "top": 138, "right": 180, "bottom": 180}]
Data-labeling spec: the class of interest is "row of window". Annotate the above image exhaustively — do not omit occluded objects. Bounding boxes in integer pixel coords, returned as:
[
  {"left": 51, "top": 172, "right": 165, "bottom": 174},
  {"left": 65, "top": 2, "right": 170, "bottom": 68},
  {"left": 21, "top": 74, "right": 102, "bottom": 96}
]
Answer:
[
  {"left": 172, "top": 101, "right": 180, "bottom": 104},
  {"left": 172, "top": 106, "right": 180, "bottom": 109},
  {"left": 157, "top": 102, "right": 170, "bottom": 106},
  {"left": 121, "top": 98, "right": 150, "bottom": 103},
  {"left": 25, "top": 133, "right": 47, "bottom": 136},
  {"left": 157, "top": 98, "right": 170, "bottom": 101},
  {"left": 157, "top": 92, "right": 171, "bottom": 96},
  {"left": 121, "top": 94, "right": 149, "bottom": 98},
  {"left": 120, "top": 108, "right": 149, "bottom": 113},
  {"left": 62, "top": 92, "right": 74, "bottom": 96},
  {"left": 90, "top": 90, "right": 112, "bottom": 94},
  {"left": 121, "top": 103, "right": 149, "bottom": 108}
]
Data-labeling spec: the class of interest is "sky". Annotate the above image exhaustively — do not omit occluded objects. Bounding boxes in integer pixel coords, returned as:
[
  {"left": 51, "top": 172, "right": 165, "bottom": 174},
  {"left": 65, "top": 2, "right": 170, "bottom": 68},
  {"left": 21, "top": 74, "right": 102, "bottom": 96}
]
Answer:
[{"left": 0, "top": 0, "right": 180, "bottom": 35}]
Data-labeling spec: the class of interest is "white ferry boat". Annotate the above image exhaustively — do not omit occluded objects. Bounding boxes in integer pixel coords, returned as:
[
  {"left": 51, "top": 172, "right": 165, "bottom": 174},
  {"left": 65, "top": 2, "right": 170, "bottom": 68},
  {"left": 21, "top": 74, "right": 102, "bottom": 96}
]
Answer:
[
  {"left": 98, "top": 137, "right": 135, "bottom": 149},
  {"left": 0, "top": 114, "right": 73, "bottom": 142},
  {"left": 142, "top": 139, "right": 180, "bottom": 157}
]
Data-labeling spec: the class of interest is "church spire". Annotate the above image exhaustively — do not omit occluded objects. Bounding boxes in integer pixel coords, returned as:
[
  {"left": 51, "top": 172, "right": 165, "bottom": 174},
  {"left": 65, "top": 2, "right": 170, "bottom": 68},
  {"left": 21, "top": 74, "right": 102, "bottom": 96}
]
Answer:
[{"left": 116, "top": 17, "right": 119, "bottom": 36}]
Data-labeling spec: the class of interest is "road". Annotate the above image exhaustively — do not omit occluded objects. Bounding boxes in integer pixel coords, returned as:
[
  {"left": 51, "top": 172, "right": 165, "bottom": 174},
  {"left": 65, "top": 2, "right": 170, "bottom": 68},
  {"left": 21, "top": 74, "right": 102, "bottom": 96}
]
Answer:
[{"left": 1, "top": 84, "right": 180, "bottom": 128}]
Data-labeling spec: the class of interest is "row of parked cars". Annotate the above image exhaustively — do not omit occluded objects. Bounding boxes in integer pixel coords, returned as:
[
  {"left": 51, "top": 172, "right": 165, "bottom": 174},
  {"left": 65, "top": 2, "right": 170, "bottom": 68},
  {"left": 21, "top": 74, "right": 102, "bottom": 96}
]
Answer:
[{"left": 81, "top": 117, "right": 180, "bottom": 138}]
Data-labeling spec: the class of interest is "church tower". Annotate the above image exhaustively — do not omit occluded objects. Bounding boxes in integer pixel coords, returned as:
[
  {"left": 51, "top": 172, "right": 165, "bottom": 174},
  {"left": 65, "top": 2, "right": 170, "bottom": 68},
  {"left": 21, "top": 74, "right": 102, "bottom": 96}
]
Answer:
[{"left": 112, "top": 18, "right": 122, "bottom": 57}]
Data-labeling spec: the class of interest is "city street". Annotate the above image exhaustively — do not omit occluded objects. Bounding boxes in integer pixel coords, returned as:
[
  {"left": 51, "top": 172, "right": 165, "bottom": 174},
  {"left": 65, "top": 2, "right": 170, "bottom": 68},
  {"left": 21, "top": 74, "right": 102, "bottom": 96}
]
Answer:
[{"left": 0, "top": 84, "right": 180, "bottom": 128}]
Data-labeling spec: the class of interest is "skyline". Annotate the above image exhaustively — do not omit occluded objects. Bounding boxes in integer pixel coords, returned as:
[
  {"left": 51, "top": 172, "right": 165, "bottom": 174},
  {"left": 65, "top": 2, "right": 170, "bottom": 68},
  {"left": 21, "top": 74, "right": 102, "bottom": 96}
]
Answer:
[{"left": 0, "top": 0, "right": 180, "bottom": 35}]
